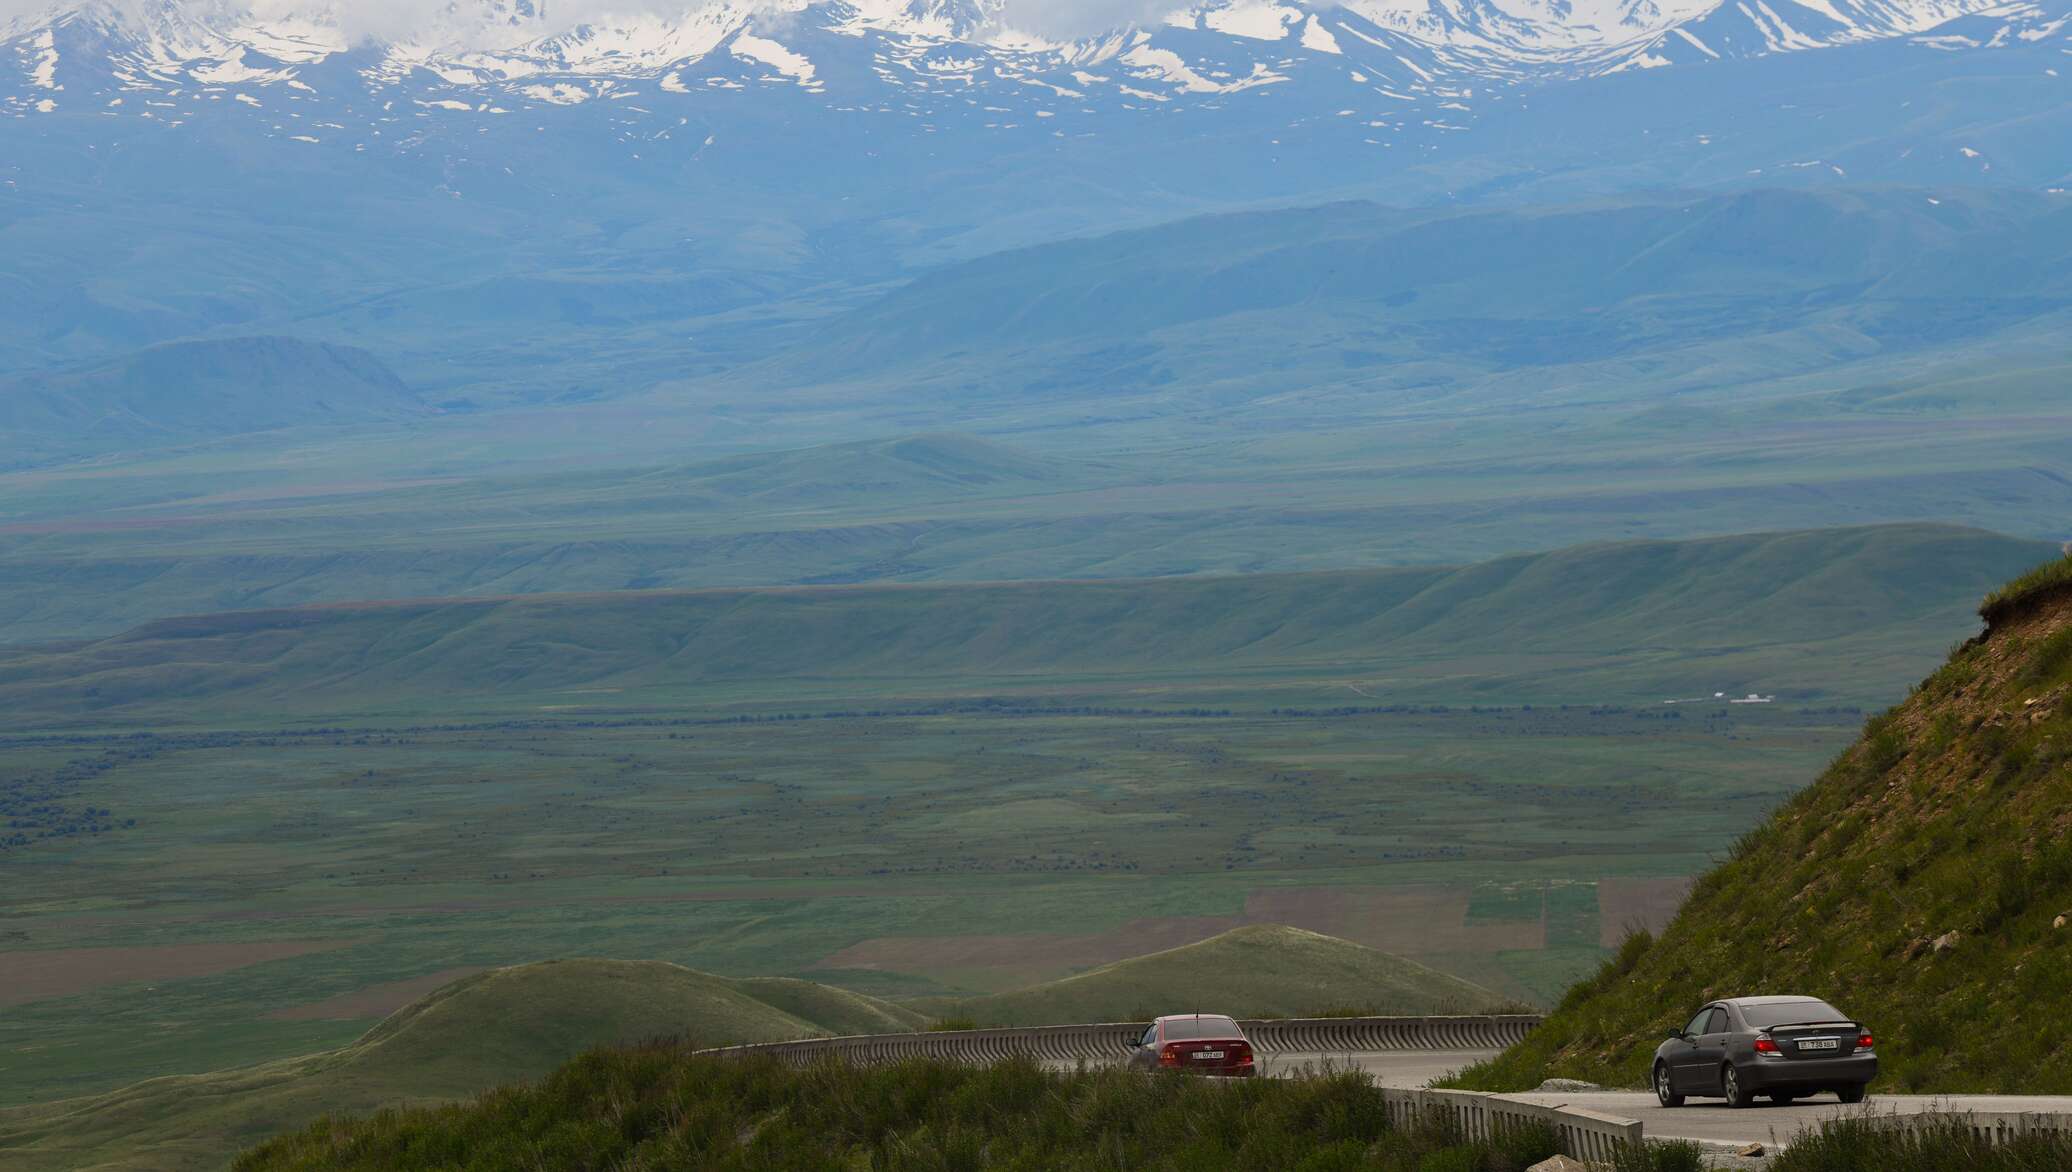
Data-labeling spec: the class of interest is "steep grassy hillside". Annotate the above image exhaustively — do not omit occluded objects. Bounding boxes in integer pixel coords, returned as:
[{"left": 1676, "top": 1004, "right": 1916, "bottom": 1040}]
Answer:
[
  {"left": 0, "top": 338, "right": 424, "bottom": 461},
  {"left": 1452, "top": 556, "right": 2072, "bottom": 1093},
  {"left": 0, "top": 960, "right": 920, "bottom": 1172},
  {"left": 937, "top": 926, "right": 1507, "bottom": 1027},
  {"left": 0, "top": 524, "right": 2050, "bottom": 721}
]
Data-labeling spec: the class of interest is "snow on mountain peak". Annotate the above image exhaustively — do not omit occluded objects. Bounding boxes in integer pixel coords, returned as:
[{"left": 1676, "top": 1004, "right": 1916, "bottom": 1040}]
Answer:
[{"left": 0, "top": 0, "right": 2045, "bottom": 127}]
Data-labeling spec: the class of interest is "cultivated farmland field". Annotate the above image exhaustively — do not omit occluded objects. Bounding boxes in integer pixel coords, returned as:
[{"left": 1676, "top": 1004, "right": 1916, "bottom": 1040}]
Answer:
[
  {"left": 2, "top": 522, "right": 2051, "bottom": 1111},
  {"left": 1, "top": 702, "right": 1848, "bottom": 1107}
]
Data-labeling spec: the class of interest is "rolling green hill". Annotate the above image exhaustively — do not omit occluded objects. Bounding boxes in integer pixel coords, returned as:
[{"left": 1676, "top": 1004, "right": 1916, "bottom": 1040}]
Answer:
[
  {"left": 0, "top": 959, "right": 924, "bottom": 1172},
  {"left": 0, "top": 523, "right": 2051, "bottom": 722},
  {"left": 1452, "top": 556, "right": 2072, "bottom": 1094},
  {"left": 0, "top": 928, "right": 1494, "bottom": 1169},
  {"left": 935, "top": 926, "right": 1507, "bottom": 1027}
]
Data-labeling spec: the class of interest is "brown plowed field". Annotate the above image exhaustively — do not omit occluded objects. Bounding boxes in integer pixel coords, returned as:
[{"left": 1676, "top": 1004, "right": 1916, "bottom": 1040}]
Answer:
[
  {"left": 1595, "top": 877, "right": 1693, "bottom": 947},
  {"left": 0, "top": 940, "right": 356, "bottom": 1008}
]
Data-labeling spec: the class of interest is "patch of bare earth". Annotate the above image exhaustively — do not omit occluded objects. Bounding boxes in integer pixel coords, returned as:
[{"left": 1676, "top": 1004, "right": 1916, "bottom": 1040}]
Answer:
[
  {"left": 1242, "top": 886, "right": 1547, "bottom": 955},
  {"left": 1596, "top": 877, "right": 1693, "bottom": 947},
  {"left": 266, "top": 966, "right": 487, "bottom": 1021},
  {"left": 0, "top": 939, "right": 356, "bottom": 1008}
]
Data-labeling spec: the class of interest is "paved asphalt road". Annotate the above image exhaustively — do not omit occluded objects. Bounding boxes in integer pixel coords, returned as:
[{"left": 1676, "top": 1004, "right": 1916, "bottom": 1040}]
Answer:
[
  {"left": 1258, "top": 1050, "right": 1496, "bottom": 1088},
  {"left": 1265, "top": 1052, "right": 2072, "bottom": 1149},
  {"left": 1509, "top": 1090, "right": 2072, "bottom": 1149}
]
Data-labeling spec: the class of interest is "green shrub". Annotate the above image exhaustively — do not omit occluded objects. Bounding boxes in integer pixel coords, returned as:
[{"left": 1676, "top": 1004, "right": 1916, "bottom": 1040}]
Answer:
[
  {"left": 1614, "top": 1140, "right": 1706, "bottom": 1172},
  {"left": 236, "top": 1049, "right": 1608, "bottom": 1172},
  {"left": 2022, "top": 627, "right": 2072, "bottom": 685},
  {"left": 1776, "top": 1114, "right": 2072, "bottom": 1172}
]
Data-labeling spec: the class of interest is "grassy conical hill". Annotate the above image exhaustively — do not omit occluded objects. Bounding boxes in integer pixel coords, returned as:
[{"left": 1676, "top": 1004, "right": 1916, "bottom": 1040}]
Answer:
[
  {"left": 944, "top": 926, "right": 1509, "bottom": 1028},
  {"left": 336, "top": 960, "right": 822, "bottom": 1084},
  {"left": 722, "top": 976, "right": 928, "bottom": 1037},
  {"left": 1454, "top": 556, "right": 2072, "bottom": 1094},
  {"left": 0, "top": 960, "right": 904, "bottom": 1172}
]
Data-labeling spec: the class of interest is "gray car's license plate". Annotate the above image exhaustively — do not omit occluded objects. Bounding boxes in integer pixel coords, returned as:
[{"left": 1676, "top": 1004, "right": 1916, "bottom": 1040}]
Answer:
[
  {"left": 1799, "top": 1039, "right": 1839, "bottom": 1050},
  {"left": 1194, "top": 1050, "right": 1225, "bottom": 1059}
]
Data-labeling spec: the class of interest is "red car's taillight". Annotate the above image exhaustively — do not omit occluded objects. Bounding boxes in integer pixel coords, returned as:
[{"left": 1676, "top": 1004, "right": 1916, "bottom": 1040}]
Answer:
[
  {"left": 1159, "top": 1043, "right": 1185, "bottom": 1067},
  {"left": 1856, "top": 1033, "right": 1875, "bottom": 1050},
  {"left": 1753, "top": 1035, "right": 1779, "bottom": 1054}
]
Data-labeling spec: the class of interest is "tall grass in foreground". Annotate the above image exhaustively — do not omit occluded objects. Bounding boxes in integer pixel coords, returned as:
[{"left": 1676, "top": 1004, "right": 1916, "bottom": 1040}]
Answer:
[
  {"left": 1775, "top": 1116, "right": 2072, "bottom": 1172},
  {"left": 236, "top": 1045, "right": 1704, "bottom": 1171}
]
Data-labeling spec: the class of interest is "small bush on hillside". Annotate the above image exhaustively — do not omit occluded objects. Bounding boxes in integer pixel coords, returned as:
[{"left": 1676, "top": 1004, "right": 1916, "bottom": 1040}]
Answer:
[
  {"left": 926, "top": 1017, "right": 978, "bottom": 1032},
  {"left": 2021, "top": 626, "right": 2072, "bottom": 686}
]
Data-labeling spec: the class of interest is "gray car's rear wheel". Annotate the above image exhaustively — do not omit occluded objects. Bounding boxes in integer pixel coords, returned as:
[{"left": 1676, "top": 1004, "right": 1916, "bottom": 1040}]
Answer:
[
  {"left": 1837, "top": 1084, "right": 1868, "bottom": 1104},
  {"left": 1654, "top": 1063, "right": 1685, "bottom": 1108},
  {"left": 1770, "top": 1091, "right": 1798, "bottom": 1105},
  {"left": 1723, "top": 1064, "right": 1756, "bottom": 1109}
]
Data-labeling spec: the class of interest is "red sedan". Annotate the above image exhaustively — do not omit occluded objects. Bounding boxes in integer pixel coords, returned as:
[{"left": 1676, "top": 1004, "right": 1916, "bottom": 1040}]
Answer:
[{"left": 1125, "top": 1014, "right": 1256, "bottom": 1076}]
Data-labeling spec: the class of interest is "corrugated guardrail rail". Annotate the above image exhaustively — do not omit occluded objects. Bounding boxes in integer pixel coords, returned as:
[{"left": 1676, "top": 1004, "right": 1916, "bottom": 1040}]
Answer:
[{"left": 698, "top": 1015, "right": 1543, "bottom": 1069}]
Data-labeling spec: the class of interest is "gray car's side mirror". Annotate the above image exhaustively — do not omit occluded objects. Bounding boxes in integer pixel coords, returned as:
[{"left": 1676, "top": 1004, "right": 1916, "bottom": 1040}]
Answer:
[{"left": 1667, "top": 1029, "right": 1686, "bottom": 1040}]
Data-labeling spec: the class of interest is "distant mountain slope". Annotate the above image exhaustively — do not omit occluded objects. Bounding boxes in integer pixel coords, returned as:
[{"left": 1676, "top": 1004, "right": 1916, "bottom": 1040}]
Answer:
[
  {"left": 1453, "top": 556, "right": 2072, "bottom": 1093},
  {"left": 776, "top": 187, "right": 2072, "bottom": 398},
  {"left": 936, "top": 925, "right": 1507, "bottom": 1027},
  {"left": 0, "top": 959, "right": 923, "bottom": 1172},
  {"left": 0, "top": 337, "right": 424, "bottom": 461},
  {"left": 682, "top": 433, "right": 1069, "bottom": 502},
  {"left": 0, "top": 524, "right": 2052, "bottom": 719}
]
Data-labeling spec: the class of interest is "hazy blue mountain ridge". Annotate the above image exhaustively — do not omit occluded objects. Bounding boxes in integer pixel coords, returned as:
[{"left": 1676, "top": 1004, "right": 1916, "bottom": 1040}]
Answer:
[{"left": 0, "top": 0, "right": 2063, "bottom": 403}]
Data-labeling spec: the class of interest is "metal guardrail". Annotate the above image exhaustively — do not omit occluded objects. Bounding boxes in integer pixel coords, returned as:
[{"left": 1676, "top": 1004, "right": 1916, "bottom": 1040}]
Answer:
[
  {"left": 1243, "top": 1016, "right": 1541, "bottom": 1054},
  {"left": 698, "top": 1015, "right": 1543, "bottom": 1068}
]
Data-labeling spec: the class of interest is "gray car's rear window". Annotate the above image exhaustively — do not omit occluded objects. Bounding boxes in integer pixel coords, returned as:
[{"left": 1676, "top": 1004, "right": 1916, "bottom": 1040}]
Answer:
[
  {"left": 1164, "top": 1017, "right": 1242, "bottom": 1041},
  {"left": 1741, "top": 1001, "right": 1847, "bottom": 1027}
]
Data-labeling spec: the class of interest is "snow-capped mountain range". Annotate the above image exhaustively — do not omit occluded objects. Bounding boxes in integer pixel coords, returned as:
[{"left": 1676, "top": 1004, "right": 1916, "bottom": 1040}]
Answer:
[
  {"left": 2, "top": 0, "right": 2058, "bottom": 129},
  {"left": 1, "top": 0, "right": 2064, "bottom": 383}
]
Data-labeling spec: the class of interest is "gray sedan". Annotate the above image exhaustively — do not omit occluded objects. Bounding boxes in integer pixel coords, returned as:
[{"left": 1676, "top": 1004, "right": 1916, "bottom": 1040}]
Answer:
[{"left": 1653, "top": 996, "right": 1877, "bottom": 1109}]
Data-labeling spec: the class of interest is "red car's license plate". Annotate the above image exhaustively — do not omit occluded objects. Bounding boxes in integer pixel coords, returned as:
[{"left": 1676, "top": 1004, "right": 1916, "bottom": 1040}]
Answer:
[{"left": 1193, "top": 1050, "right": 1225, "bottom": 1059}]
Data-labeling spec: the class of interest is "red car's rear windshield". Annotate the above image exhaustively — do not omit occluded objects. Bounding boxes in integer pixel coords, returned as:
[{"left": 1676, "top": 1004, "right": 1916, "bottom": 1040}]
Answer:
[{"left": 1163, "top": 1016, "right": 1242, "bottom": 1040}]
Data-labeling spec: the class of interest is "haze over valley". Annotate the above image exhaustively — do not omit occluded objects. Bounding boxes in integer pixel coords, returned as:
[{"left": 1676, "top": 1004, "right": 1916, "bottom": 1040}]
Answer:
[{"left": 1, "top": 1, "right": 2069, "bottom": 1168}]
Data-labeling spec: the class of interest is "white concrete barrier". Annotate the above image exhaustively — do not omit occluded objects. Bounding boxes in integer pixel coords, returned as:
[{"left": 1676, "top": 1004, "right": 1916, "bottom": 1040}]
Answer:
[
  {"left": 1379, "top": 1087, "right": 1643, "bottom": 1164},
  {"left": 1862, "top": 1110, "right": 2072, "bottom": 1145}
]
